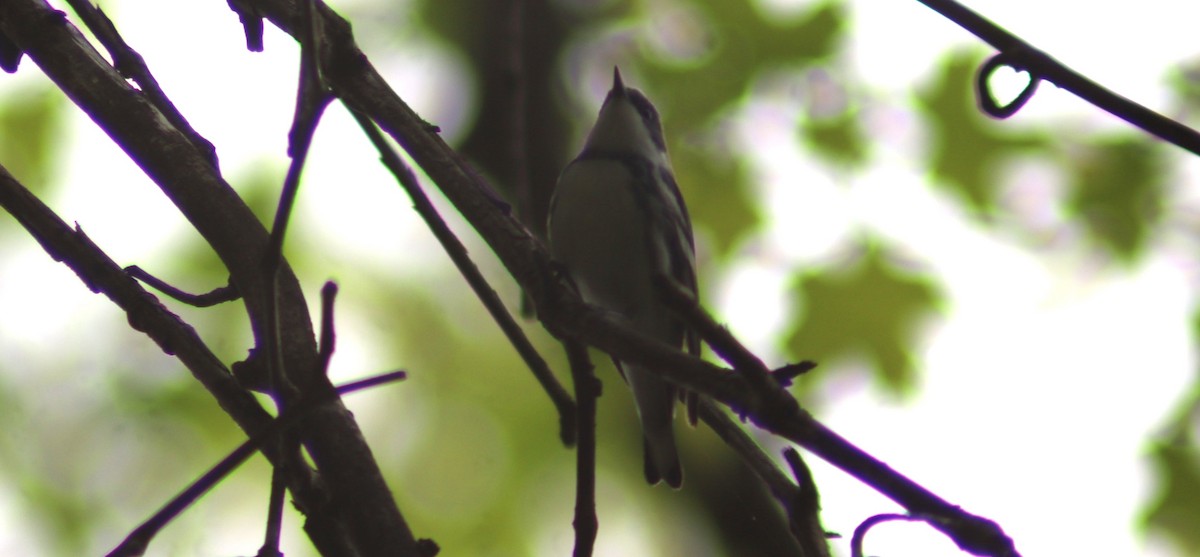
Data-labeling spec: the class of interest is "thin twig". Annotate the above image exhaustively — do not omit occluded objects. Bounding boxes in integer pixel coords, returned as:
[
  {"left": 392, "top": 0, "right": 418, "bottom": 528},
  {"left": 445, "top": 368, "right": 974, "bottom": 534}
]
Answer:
[
  {"left": 916, "top": 0, "right": 1200, "bottom": 155},
  {"left": 125, "top": 265, "right": 240, "bottom": 307},
  {"left": 261, "top": 0, "right": 331, "bottom": 404},
  {"left": 104, "top": 369, "right": 409, "bottom": 557},
  {"left": 782, "top": 448, "right": 834, "bottom": 556},
  {"left": 348, "top": 108, "right": 578, "bottom": 445},
  {"left": 697, "top": 400, "right": 831, "bottom": 556},
  {"left": 850, "top": 513, "right": 919, "bottom": 557},
  {"left": 254, "top": 4, "right": 328, "bottom": 554},
  {"left": 256, "top": 469, "right": 287, "bottom": 557},
  {"left": 564, "top": 340, "right": 598, "bottom": 557},
  {"left": 318, "top": 280, "right": 338, "bottom": 374},
  {"left": 226, "top": 0, "right": 266, "bottom": 52},
  {"left": 0, "top": 3, "right": 418, "bottom": 552}
]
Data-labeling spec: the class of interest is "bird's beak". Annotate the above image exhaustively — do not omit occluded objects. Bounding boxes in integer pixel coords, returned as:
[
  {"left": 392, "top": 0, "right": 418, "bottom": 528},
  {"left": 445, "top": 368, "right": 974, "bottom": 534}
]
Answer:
[{"left": 612, "top": 66, "right": 626, "bottom": 98}]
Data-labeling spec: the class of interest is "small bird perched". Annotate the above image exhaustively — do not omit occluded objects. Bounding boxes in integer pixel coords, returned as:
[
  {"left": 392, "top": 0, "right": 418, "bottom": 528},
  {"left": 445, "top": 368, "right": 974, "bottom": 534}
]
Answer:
[{"left": 548, "top": 67, "right": 699, "bottom": 488}]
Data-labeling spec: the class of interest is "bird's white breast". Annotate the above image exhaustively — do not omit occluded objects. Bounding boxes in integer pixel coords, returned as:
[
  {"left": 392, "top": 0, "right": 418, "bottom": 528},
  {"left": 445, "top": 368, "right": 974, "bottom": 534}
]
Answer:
[{"left": 549, "top": 159, "right": 657, "bottom": 323}]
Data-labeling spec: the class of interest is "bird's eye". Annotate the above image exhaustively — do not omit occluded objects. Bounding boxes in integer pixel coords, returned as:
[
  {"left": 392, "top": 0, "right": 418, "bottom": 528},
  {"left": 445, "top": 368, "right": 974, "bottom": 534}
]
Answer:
[{"left": 629, "top": 93, "right": 660, "bottom": 126}]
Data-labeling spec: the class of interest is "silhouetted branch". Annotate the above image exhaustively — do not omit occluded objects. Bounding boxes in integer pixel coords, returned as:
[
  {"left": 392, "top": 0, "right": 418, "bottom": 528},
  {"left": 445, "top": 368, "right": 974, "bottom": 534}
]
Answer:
[
  {"left": 232, "top": 1, "right": 1020, "bottom": 555},
  {"left": 783, "top": 448, "right": 835, "bottom": 555},
  {"left": 916, "top": 0, "right": 1200, "bottom": 155},
  {"left": 349, "top": 108, "right": 578, "bottom": 445},
  {"left": 850, "top": 513, "right": 920, "bottom": 557},
  {"left": 697, "top": 401, "right": 831, "bottom": 556},
  {"left": 105, "top": 369, "right": 409, "bottom": 557},
  {"left": 0, "top": 162, "right": 345, "bottom": 556},
  {"left": 225, "top": 0, "right": 265, "bottom": 52},
  {"left": 565, "top": 340, "right": 598, "bottom": 557},
  {"left": 125, "top": 265, "right": 240, "bottom": 307},
  {"left": 318, "top": 280, "right": 338, "bottom": 372},
  {"left": 0, "top": 2, "right": 420, "bottom": 553}
]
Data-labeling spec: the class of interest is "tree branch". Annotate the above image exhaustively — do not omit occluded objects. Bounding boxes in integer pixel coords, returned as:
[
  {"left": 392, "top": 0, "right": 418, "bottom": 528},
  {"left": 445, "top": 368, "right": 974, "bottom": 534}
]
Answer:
[
  {"left": 0, "top": 163, "right": 354, "bottom": 555},
  {"left": 697, "top": 400, "right": 831, "bottom": 556},
  {"left": 565, "top": 340, "right": 598, "bottom": 557},
  {"left": 349, "top": 108, "right": 577, "bottom": 445},
  {"left": 916, "top": 0, "right": 1200, "bottom": 156},
  {"left": 233, "top": 1, "right": 1020, "bottom": 555},
  {"left": 0, "top": 2, "right": 420, "bottom": 554}
]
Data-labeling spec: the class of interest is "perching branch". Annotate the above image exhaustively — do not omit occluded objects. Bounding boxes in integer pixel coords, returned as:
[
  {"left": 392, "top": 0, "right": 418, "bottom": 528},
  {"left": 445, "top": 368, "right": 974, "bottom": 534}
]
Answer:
[{"left": 236, "top": 0, "right": 1018, "bottom": 555}]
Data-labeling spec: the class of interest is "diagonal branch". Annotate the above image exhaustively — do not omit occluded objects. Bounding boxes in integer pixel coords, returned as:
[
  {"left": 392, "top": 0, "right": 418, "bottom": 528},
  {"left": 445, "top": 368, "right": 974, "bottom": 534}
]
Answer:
[
  {"left": 0, "top": 1, "right": 420, "bottom": 554},
  {"left": 697, "top": 400, "right": 831, "bottom": 556},
  {"left": 0, "top": 163, "right": 268, "bottom": 443},
  {"left": 916, "top": 0, "right": 1200, "bottom": 155},
  {"left": 235, "top": 1, "right": 1019, "bottom": 555},
  {"left": 349, "top": 108, "right": 578, "bottom": 445},
  {"left": 0, "top": 163, "right": 349, "bottom": 553}
]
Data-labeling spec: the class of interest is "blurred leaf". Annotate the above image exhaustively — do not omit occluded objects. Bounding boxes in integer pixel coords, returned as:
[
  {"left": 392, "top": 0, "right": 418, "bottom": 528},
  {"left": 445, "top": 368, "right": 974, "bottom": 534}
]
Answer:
[
  {"left": 674, "top": 144, "right": 758, "bottom": 256},
  {"left": 641, "top": 1, "right": 846, "bottom": 256},
  {"left": 915, "top": 50, "right": 1047, "bottom": 213},
  {"left": 783, "top": 240, "right": 943, "bottom": 394},
  {"left": 21, "top": 477, "right": 95, "bottom": 555},
  {"left": 1167, "top": 59, "right": 1200, "bottom": 125},
  {"left": 644, "top": 0, "right": 846, "bottom": 126},
  {"left": 1065, "top": 137, "right": 1165, "bottom": 262},
  {"left": 1142, "top": 438, "right": 1200, "bottom": 555},
  {"left": 1138, "top": 312, "right": 1200, "bottom": 553},
  {"left": 0, "top": 85, "right": 65, "bottom": 192},
  {"left": 801, "top": 107, "right": 869, "bottom": 168}
]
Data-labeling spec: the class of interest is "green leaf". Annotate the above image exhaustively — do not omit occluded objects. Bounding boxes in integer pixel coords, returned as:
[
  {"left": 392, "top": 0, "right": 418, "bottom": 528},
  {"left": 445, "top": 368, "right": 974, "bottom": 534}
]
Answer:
[
  {"left": 0, "top": 85, "right": 64, "bottom": 192},
  {"left": 915, "top": 50, "right": 1047, "bottom": 213},
  {"left": 1142, "top": 438, "right": 1200, "bottom": 555},
  {"left": 801, "top": 108, "right": 869, "bottom": 168},
  {"left": 782, "top": 240, "right": 943, "bottom": 394},
  {"left": 644, "top": 0, "right": 846, "bottom": 127},
  {"left": 638, "top": 1, "right": 846, "bottom": 257},
  {"left": 674, "top": 144, "right": 759, "bottom": 256},
  {"left": 1065, "top": 136, "right": 1164, "bottom": 262}
]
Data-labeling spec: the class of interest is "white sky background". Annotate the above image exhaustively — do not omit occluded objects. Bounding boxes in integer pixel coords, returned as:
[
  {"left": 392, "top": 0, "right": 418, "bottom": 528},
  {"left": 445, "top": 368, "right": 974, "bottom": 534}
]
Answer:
[{"left": 0, "top": 0, "right": 1197, "bottom": 555}]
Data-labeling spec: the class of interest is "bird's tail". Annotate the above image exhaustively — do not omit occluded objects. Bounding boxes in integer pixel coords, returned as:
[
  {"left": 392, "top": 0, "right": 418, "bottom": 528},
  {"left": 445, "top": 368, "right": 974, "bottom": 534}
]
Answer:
[
  {"left": 643, "top": 429, "right": 682, "bottom": 488},
  {"left": 624, "top": 361, "right": 683, "bottom": 488}
]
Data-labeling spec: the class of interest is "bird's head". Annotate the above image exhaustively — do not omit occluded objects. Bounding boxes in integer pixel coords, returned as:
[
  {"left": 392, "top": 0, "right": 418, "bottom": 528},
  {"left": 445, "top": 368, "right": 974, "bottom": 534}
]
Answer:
[{"left": 582, "top": 67, "right": 669, "bottom": 160}]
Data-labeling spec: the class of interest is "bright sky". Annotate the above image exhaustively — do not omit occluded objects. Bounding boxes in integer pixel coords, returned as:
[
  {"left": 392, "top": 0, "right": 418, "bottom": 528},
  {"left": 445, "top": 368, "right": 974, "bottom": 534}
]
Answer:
[{"left": 0, "top": 0, "right": 1197, "bottom": 556}]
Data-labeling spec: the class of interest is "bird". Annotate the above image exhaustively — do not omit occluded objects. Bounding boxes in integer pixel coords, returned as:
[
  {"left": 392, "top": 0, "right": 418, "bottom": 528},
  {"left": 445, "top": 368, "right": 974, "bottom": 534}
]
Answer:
[{"left": 548, "top": 67, "right": 699, "bottom": 488}]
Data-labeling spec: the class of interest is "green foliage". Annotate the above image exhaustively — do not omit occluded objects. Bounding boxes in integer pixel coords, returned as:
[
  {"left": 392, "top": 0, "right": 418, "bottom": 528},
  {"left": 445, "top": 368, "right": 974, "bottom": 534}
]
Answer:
[
  {"left": 916, "top": 50, "right": 1048, "bottom": 213},
  {"left": 783, "top": 240, "right": 943, "bottom": 395},
  {"left": 641, "top": 1, "right": 845, "bottom": 125},
  {"left": 674, "top": 145, "right": 758, "bottom": 255},
  {"left": 1065, "top": 137, "right": 1165, "bottom": 261},
  {"left": 0, "top": 85, "right": 64, "bottom": 192},
  {"left": 642, "top": 1, "right": 847, "bottom": 256},
  {"left": 801, "top": 106, "right": 870, "bottom": 169},
  {"left": 5, "top": 0, "right": 1200, "bottom": 555},
  {"left": 1143, "top": 437, "right": 1200, "bottom": 555}
]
